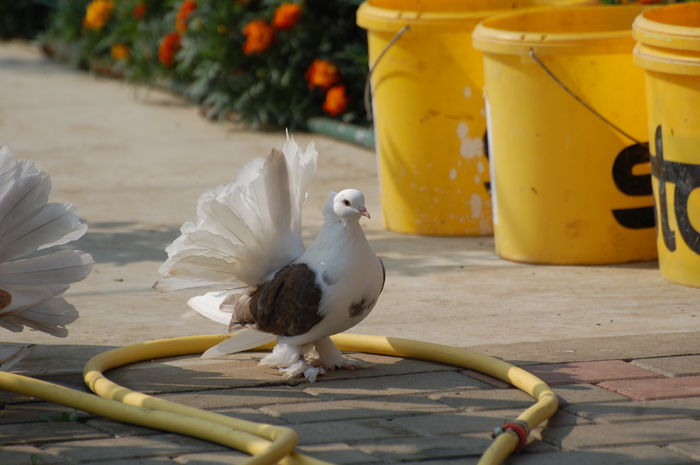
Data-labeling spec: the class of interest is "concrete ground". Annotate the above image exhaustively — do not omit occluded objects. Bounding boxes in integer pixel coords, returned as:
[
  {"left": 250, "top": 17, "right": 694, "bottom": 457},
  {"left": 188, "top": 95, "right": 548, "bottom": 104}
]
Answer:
[{"left": 0, "top": 41, "right": 699, "bottom": 464}]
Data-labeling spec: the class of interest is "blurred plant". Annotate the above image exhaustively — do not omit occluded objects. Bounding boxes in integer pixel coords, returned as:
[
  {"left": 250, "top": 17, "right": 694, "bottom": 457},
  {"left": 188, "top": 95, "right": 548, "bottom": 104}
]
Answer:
[{"left": 43, "top": 0, "right": 369, "bottom": 128}]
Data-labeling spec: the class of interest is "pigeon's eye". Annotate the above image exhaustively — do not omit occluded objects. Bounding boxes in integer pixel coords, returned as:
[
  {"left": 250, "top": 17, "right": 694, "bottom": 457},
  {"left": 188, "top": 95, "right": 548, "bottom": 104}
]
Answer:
[{"left": 343, "top": 199, "right": 351, "bottom": 207}]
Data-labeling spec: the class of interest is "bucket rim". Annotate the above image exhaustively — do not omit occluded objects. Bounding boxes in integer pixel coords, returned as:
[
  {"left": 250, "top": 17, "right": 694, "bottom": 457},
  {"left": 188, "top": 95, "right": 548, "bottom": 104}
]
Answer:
[
  {"left": 633, "top": 3, "right": 700, "bottom": 53},
  {"left": 634, "top": 43, "right": 700, "bottom": 76},
  {"left": 472, "top": 5, "right": 647, "bottom": 57},
  {"left": 356, "top": 0, "right": 591, "bottom": 33}
]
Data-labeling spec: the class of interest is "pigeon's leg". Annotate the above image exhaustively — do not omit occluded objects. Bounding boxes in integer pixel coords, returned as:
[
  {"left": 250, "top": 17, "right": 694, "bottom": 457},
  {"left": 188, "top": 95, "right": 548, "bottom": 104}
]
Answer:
[
  {"left": 260, "top": 341, "right": 322, "bottom": 382},
  {"left": 314, "top": 337, "right": 359, "bottom": 370}
]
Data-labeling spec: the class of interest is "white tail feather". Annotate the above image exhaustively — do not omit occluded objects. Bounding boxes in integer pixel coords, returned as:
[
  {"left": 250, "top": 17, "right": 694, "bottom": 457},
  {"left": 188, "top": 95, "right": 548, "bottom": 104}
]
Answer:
[
  {"left": 187, "top": 292, "right": 233, "bottom": 325},
  {"left": 157, "top": 133, "right": 317, "bottom": 291},
  {"left": 202, "top": 329, "right": 275, "bottom": 359}
]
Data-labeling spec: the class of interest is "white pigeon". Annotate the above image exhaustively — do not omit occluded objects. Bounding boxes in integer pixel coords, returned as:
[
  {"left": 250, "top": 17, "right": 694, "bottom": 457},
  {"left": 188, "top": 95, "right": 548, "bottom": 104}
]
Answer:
[
  {"left": 0, "top": 147, "right": 93, "bottom": 337},
  {"left": 158, "top": 134, "right": 384, "bottom": 381}
]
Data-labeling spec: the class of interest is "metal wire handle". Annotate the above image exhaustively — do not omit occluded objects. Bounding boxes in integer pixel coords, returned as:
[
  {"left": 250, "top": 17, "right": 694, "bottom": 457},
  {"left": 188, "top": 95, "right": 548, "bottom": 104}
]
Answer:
[
  {"left": 364, "top": 25, "right": 411, "bottom": 122},
  {"left": 528, "top": 47, "right": 642, "bottom": 145}
]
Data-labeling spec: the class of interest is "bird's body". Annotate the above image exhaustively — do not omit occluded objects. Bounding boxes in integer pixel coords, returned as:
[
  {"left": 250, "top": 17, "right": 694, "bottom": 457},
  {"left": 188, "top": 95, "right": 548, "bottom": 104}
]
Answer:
[{"left": 159, "top": 134, "right": 384, "bottom": 381}]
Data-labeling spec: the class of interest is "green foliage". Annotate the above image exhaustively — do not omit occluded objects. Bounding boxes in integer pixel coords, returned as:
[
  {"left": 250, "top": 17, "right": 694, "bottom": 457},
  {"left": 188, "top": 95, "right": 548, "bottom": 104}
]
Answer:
[
  {"left": 43, "top": 0, "right": 369, "bottom": 129},
  {"left": 40, "top": 409, "right": 82, "bottom": 422}
]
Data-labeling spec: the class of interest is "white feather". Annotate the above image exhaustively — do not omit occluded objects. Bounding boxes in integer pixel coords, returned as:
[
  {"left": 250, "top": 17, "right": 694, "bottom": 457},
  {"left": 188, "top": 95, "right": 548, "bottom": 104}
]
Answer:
[
  {"left": 201, "top": 329, "right": 275, "bottom": 359},
  {"left": 157, "top": 133, "right": 317, "bottom": 292},
  {"left": 0, "top": 147, "right": 93, "bottom": 336}
]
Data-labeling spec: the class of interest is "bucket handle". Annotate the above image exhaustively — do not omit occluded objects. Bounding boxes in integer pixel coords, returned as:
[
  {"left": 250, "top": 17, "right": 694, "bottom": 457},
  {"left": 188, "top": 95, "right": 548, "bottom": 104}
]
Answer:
[
  {"left": 528, "top": 48, "right": 642, "bottom": 145},
  {"left": 364, "top": 25, "right": 412, "bottom": 121}
]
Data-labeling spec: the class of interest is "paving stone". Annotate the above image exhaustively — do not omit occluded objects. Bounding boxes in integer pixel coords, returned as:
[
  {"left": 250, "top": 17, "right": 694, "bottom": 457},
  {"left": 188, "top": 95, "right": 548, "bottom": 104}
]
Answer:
[
  {"left": 0, "top": 391, "right": 35, "bottom": 404},
  {"left": 388, "top": 411, "right": 516, "bottom": 437},
  {"left": 473, "top": 332, "right": 700, "bottom": 365},
  {"left": 0, "top": 401, "right": 91, "bottom": 424},
  {"left": 563, "top": 397, "right": 700, "bottom": 423},
  {"left": 303, "top": 371, "right": 488, "bottom": 400},
  {"left": 633, "top": 355, "right": 700, "bottom": 377},
  {"left": 291, "top": 418, "right": 412, "bottom": 445},
  {"left": 86, "top": 418, "right": 163, "bottom": 437},
  {"left": 478, "top": 408, "right": 589, "bottom": 429},
  {"left": 159, "top": 385, "right": 316, "bottom": 409},
  {"left": 542, "top": 418, "right": 700, "bottom": 449},
  {"left": 172, "top": 451, "right": 249, "bottom": 464},
  {"left": 668, "top": 440, "right": 700, "bottom": 462},
  {"left": 503, "top": 445, "right": 697, "bottom": 465},
  {"left": 86, "top": 458, "right": 176, "bottom": 465},
  {"left": 260, "top": 395, "right": 456, "bottom": 423},
  {"left": 524, "top": 360, "right": 662, "bottom": 386},
  {"left": 553, "top": 383, "right": 629, "bottom": 406},
  {"left": 210, "top": 407, "right": 286, "bottom": 425},
  {"left": 41, "top": 433, "right": 225, "bottom": 462},
  {"left": 297, "top": 442, "right": 381, "bottom": 464},
  {"left": 106, "top": 355, "right": 284, "bottom": 393},
  {"left": 0, "top": 421, "right": 108, "bottom": 445},
  {"left": 429, "top": 388, "right": 534, "bottom": 412},
  {"left": 599, "top": 376, "right": 700, "bottom": 401},
  {"left": 354, "top": 434, "right": 491, "bottom": 462},
  {"left": 0, "top": 445, "right": 64, "bottom": 465},
  {"left": 461, "top": 369, "right": 511, "bottom": 388}
]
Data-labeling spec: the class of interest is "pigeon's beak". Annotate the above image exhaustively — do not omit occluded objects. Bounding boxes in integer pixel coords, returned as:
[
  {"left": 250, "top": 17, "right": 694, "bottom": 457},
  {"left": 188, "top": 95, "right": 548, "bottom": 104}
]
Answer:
[{"left": 358, "top": 206, "right": 371, "bottom": 219}]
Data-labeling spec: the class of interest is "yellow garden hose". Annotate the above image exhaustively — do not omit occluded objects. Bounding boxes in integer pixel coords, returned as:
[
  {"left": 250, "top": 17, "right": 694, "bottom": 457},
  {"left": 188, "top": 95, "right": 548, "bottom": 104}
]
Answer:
[{"left": 0, "top": 333, "right": 558, "bottom": 465}]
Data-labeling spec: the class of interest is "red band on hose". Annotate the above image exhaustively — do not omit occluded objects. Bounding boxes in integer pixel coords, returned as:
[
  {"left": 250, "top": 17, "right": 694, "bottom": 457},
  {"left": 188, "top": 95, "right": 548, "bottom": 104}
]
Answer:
[{"left": 502, "top": 421, "right": 529, "bottom": 451}]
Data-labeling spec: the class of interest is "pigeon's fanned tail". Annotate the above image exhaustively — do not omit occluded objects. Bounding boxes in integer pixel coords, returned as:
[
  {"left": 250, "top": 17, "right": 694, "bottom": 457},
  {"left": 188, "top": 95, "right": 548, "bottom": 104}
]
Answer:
[
  {"left": 187, "top": 292, "right": 233, "bottom": 326},
  {"left": 157, "top": 134, "right": 318, "bottom": 291},
  {"left": 202, "top": 329, "right": 275, "bottom": 359}
]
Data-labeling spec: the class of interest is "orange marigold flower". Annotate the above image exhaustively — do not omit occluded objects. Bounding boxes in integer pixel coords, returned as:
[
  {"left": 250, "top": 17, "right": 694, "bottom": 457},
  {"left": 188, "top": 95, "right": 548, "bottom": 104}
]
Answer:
[
  {"left": 83, "top": 0, "right": 114, "bottom": 30},
  {"left": 305, "top": 59, "right": 340, "bottom": 90},
  {"left": 176, "top": 0, "right": 197, "bottom": 33},
  {"left": 110, "top": 43, "right": 129, "bottom": 60},
  {"left": 132, "top": 2, "right": 147, "bottom": 20},
  {"left": 242, "top": 20, "right": 275, "bottom": 55},
  {"left": 273, "top": 3, "right": 302, "bottom": 30},
  {"left": 323, "top": 85, "right": 349, "bottom": 117},
  {"left": 158, "top": 32, "right": 181, "bottom": 67}
]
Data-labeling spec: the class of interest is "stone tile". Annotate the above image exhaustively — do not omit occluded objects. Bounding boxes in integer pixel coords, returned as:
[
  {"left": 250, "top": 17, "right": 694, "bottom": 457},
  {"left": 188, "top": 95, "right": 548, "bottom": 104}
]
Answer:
[
  {"left": 260, "top": 395, "right": 456, "bottom": 423},
  {"left": 297, "top": 442, "right": 381, "bottom": 464},
  {"left": 503, "top": 445, "right": 697, "bottom": 465},
  {"left": 172, "top": 451, "right": 249, "bottom": 464},
  {"left": 461, "top": 369, "right": 511, "bottom": 388},
  {"left": 524, "top": 361, "right": 662, "bottom": 386},
  {"left": 0, "top": 391, "right": 36, "bottom": 404},
  {"left": 354, "top": 434, "right": 491, "bottom": 462},
  {"left": 303, "top": 371, "right": 488, "bottom": 400},
  {"left": 210, "top": 407, "right": 286, "bottom": 425},
  {"left": 668, "top": 440, "right": 700, "bottom": 462},
  {"left": 159, "top": 385, "right": 316, "bottom": 409},
  {"left": 308, "top": 352, "right": 460, "bottom": 380},
  {"left": 41, "top": 434, "right": 225, "bottom": 462},
  {"left": 0, "top": 421, "right": 107, "bottom": 445},
  {"left": 599, "top": 376, "right": 700, "bottom": 401},
  {"left": 542, "top": 419, "right": 700, "bottom": 449},
  {"left": 86, "top": 418, "right": 163, "bottom": 437},
  {"left": 473, "top": 332, "right": 700, "bottom": 365},
  {"left": 553, "top": 383, "right": 629, "bottom": 406},
  {"left": 633, "top": 355, "right": 700, "bottom": 377},
  {"left": 563, "top": 397, "right": 700, "bottom": 423},
  {"left": 402, "top": 459, "right": 478, "bottom": 465},
  {"left": 88, "top": 458, "right": 176, "bottom": 465},
  {"left": 478, "top": 408, "right": 588, "bottom": 429},
  {"left": 0, "top": 402, "right": 91, "bottom": 424},
  {"left": 291, "top": 419, "right": 411, "bottom": 446},
  {"left": 0, "top": 445, "right": 64, "bottom": 465},
  {"left": 429, "top": 388, "right": 534, "bottom": 412},
  {"left": 389, "top": 411, "right": 515, "bottom": 437}
]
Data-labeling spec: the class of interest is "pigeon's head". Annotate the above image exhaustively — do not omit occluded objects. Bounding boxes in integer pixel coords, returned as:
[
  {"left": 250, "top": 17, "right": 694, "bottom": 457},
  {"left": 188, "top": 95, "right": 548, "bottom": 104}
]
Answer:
[{"left": 328, "top": 189, "right": 370, "bottom": 221}]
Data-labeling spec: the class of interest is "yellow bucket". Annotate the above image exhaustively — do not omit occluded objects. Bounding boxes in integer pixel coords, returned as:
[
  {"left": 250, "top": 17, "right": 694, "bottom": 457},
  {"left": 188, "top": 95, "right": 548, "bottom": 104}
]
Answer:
[
  {"left": 472, "top": 5, "right": 657, "bottom": 264},
  {"left": 356, "top": 0, "right": 590, "bottom": 236},
  {"left": 634, "top": 3, "right": 700, "bottom": 288}
]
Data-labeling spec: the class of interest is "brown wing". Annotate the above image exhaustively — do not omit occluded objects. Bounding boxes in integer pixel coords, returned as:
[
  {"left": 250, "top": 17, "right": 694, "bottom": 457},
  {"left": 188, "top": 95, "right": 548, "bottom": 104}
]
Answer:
[{"left": 235, "top": 263, "right": 323, "bottom": 337}]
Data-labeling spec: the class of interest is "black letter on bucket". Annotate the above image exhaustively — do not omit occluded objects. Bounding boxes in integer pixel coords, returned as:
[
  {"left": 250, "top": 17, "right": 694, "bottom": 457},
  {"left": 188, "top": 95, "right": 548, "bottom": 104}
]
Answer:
[
  {"left": 652, "top": 125, "right": 700, "bottom": 255},
  {"left": 611, "top": 143, "right": 655, "bottom": 229}
]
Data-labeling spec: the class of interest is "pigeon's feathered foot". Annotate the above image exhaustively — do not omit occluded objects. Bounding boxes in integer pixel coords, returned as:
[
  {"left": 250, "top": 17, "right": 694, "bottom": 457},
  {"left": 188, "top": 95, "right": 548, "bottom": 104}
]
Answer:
[
  {"left": 314, "top": 337, "right": 361, "bottom": 371},
  {"left": 259, "top": 342, "right": 324, "bottom": 382}
]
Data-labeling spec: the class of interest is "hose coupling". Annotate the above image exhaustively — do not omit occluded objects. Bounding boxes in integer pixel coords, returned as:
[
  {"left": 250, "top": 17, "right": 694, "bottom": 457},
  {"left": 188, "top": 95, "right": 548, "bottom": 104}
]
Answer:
[{"left": 492, "top": 419, "right": 530, "bottom": 451}]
